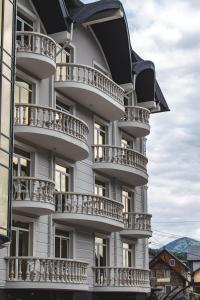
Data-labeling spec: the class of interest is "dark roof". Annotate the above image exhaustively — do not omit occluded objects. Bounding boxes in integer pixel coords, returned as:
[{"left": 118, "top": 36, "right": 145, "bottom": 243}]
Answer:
[
  {"left": 31, "top": 0, "right": 169, "bottom": 112},
  {"left": 187, "top": 246, "right": 200, "bottom": 261},
  {"left": 150, "top": 249, "right": 190, "bottom": 271}
]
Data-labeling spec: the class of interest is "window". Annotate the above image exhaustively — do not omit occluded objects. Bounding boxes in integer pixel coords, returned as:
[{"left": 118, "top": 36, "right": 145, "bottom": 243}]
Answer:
[
  {"left": 13, "top": 148, "right": 31, "bottom": 177},
  {"left": 94, "top": 122, "right": 106, "bottom": 145},
  {"left": 122, "top": 190, "right": 133, "bottom": 213},
  {"left": 123, "top": 242, "right": 135, "bottom": 267},
  {"left": 94, "top": 122, "right": 107, "bottom": 160},
  {"left": 165, "top": 285, "right": 172, "bottom": 295},
  {"left": 15, "top": 77, "right": 33, "bottom": 104},
  {"left": 95, "top": 179, "right": 107, "bottom": 197},
  {"left": 95, "top": 236, "right": 108, "bottom": 267},
  {"left": 17, "top": 13, "right": 33, "bottom": 32},
  {"left": 169, "top": 259, "right": 175, "bottom": 267},
  {"left": 56, "top": 100, "right": 70, "bottom": 113},
  {"left": 121, "top": 137, "right": 132, "bottom": 149},
  {"left": 55, "top": 229, "right": 71, "bottom": 259},
  {"left": 56, "top": 45, "right": 72, "bottom": 64},
  {"left": 10, "top": 221, "right": 30, "bottom": 257},
  {"left": 55, "top": 164, "right": 70, "bottom": 192}
]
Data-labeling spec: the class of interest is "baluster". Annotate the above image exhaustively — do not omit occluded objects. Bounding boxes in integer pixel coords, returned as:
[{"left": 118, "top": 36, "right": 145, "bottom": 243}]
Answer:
[
  {"left": 38, "top": 180, "right": 43, "bottom": 202},
  {"left": 36, "top": 107, "right": 40, "bottom": 127},
  {"left": 22, "top": 105, "right": 26, "bottom": 125},
  {"left": 15, "top": 105, "right": 19, "bottom": 124},
  {"left": 26, "top": 259, "right": 30, "bottom": 281},
  {"left": 10, "top": 259, "right": 15, "bottom": 280},
  {"left": 24, "top": 179, "right": 30, "bottom": 201},
  {"left": 15, "top": 178, "right": 22, "bottom": 201}
]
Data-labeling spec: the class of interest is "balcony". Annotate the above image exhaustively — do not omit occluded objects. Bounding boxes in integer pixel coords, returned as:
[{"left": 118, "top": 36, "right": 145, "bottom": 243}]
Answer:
[
  {"left": 92, "top": 145, "right": 148, "bottom": 186},
  {"left": 53, "top": 192, "right": 124, "bottom": 232},
  {"left": 5, "top": 257, "right": 88, "bottom": 291},
  {"left": 14, "top": 103, "right": 89, "bottom": 161},
  {"left": 16, "top": 31, "right": 57, "bottom": 79},
  {"left": 118, "top": 106, "right": 150, "bottom": 137},
  {"left": 54, "top": 63, "right": 125, "bottom": 121},
  {"left": 120, "top": 212, "right": 152, "bottom": 238},
  {"left": 93, "top": 267, "right": 150, "bottom": 292},
  {"left": 12, "top": 177, "right": 55, "bottom": 216}
]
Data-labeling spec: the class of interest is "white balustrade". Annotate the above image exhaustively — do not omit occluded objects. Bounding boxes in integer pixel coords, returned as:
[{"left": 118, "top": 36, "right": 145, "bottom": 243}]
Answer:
[
  {"left": 122, "top": 106, "right": 150, "bottom": 124},
  {"left": 16, "top": 31, "right": 57, "bottom": 61},
  {"left": 6, "top": 257, "right": 88, "bottom": 284},
  {"left": 93, "top": 267, "right": 150, "bottom": 287},
  {"left": 56, "top": 63, "right": 124, "bottom": 105},
  {"left": 93, "top": 145, "right": 147, "bottom": 171},
  {"left": 14, "top": 103, "right": 89, "bottom": 144},
  {"left": 123, "top": 212, "right": 152, "bottom": 232},
  {"left": 55, "top": 192, "right": 124, "bottom": 222},
  {"left": 13, "top": 177, "right": 55, "bottom": 205}
]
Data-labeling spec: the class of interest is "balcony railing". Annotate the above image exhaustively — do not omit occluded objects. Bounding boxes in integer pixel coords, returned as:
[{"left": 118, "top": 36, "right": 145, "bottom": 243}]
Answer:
[
  {"left": 6, "top": 257, "right": 88, "bottom": 284},
  {"left": 93, "top": 267, "right": 150, "bottom": 287},
  {"left": 56, "top": 63, "right": 124, "bottom": 105},
  {"left": 93, "top": 145, "right": 147, "bottom": 172},
  {"left": 16, "top": 31, "right": 57, "bottom": 61},
  {"left": 14, "top": 103, "right": 89, "bottom": 144},
  {"left": 122, "top": 106, "right": 150, "bottom": 124},
  {"left": 123, "top": 212, "right": 152, "bottom": 232},
  {"left": 55, "top": 192, "right": 124, "bottom": 222},
  {"left": 13, "top": 177, "right": 55, "bottom": 205}
]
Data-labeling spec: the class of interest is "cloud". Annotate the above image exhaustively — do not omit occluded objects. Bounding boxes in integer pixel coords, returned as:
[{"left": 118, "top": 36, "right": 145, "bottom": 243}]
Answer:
[{"left": 82, "top": 0, "right": 200, "bottom": 246}]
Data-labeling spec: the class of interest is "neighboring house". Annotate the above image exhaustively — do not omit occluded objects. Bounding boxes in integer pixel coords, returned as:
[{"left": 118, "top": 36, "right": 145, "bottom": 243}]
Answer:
[
  {"left": 188, "top": 246, "right": 200, "bottom": 294},
  {"left": 0, "top": 0, "right": 169, "bottom": 300},
  {"left": 150, "top": 250, "right": 191, "bottom": 299}
]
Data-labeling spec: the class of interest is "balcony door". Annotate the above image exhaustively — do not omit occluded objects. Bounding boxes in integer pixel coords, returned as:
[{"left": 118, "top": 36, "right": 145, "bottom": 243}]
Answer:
[
  {"left": 10, "top": 221, "right": 30, "bottom": 280},
  {"left": 94, "top": 122, "right": 107, "bottom": 160},
  {"left": 55, "top": 164, "right": 71, "bottom": 212},
  {"left": 122, "top": 190, "right": 134, "bottom": 228},
  {"left": 123, "top": 242, "right": 135, "bottom": 267},
  {"left": 55, "top": 229, "right": 71, "bottom": 259},
  {"left": 13, "top": 149, "right": 31, "bottom": 202},
  {"left": 95, "top": 236, "right": 108, "bottom": 285}
]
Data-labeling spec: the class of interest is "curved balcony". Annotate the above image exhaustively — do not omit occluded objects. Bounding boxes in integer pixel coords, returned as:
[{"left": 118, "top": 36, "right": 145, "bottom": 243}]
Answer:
[
  {"left": 53, "top": 192, "right": 124, "bottom": 232},
  {"left": 14, "top": 103, "right": 89, "bottom": 161},
  {"left": 92, "top": 145, "right": 148, "bottom": 186},
  {"left": 118, "top": 106, "right": 150, "bottom": 137},
  {"left": 12, "top": 177, "right": 55, "bottom": 216},
  {"left": 5, "top": 257, "right": 88, "bottom": 291},
  {"left": 16, "top": 31, "right": 57, "bottom": 79},
  {"left": 55, "top": 63, "right": 125, "bottom": 121},
  {"left": 93, "top": 267, "right": 150, "bottom": 293},
  {"left": 120, "top": 212, "right": 152, "bottom": 238}
]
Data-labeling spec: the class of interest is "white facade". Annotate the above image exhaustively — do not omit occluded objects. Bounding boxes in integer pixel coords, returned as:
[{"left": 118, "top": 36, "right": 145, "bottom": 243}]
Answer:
[{"left": 0, "top": 1, "right": 157, "bottom": 299}]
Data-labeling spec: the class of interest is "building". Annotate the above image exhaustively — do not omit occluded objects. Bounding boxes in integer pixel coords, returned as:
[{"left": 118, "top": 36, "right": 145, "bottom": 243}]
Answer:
[
  {"left": 0, "top": 0, "right": 169, "bottom": 299},
  {"left": 0, "top": 0, "right": 16, "bottom": 246},
  {"left": 188, "top": 246, "right": 200, "bottom": 294},
  {"left": 150, "top": 249, "right": 191, "bottom": 299}
]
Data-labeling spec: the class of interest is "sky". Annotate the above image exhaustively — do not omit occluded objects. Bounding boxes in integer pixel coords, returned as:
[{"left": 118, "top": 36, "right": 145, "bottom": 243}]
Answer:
[{"left": 82, "top": 0, "right": 200, "bottom": 247}]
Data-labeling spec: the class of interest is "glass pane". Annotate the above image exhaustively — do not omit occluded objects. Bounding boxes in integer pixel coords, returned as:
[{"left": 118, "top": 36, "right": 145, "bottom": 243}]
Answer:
[
  {"left": 55, "top": 171, "right": 61, "bottom": 192},
  {"left": 55, "top": 237, "right": 60, "bottom": 258},
  {"left": 61, "top": 239, "right": 69, "bottom": 258},
  {"left": 10, "top": 230, "right": 16, "bottom": 256},
  {"left": 0, "top": 166, "right": 9, "bottom": 236},
  {"left": 1, "top": 77, "right": 11, "bottom": 136},
  {"left": 18, "top": 230, "right": 29, "bottom": 256},
  {"left": 3, "top": 0, "right": 13, "bottom": 54},
  {"left": 1, "top": 134, "right": 9, "bottom": 151},
  {"left": 20, "top": 158, "right": 30, "bottom": 176},
  {"left": 0, "top": 150, "right": 9, "bottom": 166},
  {"left": 55, "top": 229, "right": 69, "bottom": 237}
]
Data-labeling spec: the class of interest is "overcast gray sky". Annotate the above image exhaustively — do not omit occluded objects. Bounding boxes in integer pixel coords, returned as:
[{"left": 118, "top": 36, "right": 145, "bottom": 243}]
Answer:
[{"left": 82, "top": 0, "right": 200, "bottom": 247}]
